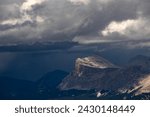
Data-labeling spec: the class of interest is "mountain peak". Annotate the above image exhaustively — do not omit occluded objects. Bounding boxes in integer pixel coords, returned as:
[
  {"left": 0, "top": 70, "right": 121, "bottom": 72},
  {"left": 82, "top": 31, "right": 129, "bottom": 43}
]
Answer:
[
  {"left": 75, "top": 56, "right": 116, "bottom": 76},
  {"left": 76, "top": 56, "right": 116, "bottom": 68}
]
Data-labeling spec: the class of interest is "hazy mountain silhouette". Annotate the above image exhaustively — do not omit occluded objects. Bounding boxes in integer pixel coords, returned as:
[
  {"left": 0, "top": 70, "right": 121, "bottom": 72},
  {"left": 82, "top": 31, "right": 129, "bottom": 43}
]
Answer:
[{"left": 0, "top": 76, "right": 37, "bottom": 99}]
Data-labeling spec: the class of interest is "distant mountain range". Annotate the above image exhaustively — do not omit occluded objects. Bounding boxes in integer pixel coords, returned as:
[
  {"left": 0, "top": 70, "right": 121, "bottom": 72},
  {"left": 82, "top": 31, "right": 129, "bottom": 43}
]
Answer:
[
  {"left": 0, "top": 70, "right": 69, "bottom": 100},
  {"left": 0, "top": 55, "right": 150, "bottom": 100},
  {"left": 0, "top": 41, "right": 77, "bottom": 52}
]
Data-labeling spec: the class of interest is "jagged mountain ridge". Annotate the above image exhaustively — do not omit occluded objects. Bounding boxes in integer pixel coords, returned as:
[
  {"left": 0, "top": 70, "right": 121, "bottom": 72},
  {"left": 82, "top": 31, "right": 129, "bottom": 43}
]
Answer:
[{"left": 59, "top": 55, "right": 150, "bottom": 96}]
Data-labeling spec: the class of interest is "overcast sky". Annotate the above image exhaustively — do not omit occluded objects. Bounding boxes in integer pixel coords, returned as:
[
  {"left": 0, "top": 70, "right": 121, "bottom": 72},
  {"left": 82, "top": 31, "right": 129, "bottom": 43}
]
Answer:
[
  {"left": 1, "top": 0, "right": 150, "bottom": 80},
  {"left": 0, "top": 0, "right": 150, "bottom": 49}
]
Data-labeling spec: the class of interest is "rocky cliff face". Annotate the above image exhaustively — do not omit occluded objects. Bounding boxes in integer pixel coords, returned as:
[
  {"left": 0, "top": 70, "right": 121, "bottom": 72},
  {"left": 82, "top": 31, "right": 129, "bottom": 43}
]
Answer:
[
  {"left": 59, "top": 55, "right": 150, "bottom": 96},
  {"left": 75, "top": 56, "right": 117, "bottom": 77},
  {"left": 59, "top": 56, "right": 119, "bottom": 90}
]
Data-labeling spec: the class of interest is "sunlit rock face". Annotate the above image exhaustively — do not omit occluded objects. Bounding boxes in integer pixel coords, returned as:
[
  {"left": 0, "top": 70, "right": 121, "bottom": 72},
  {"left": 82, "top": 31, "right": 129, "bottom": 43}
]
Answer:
[{"left": 75, "top": 56, "right": 116, "bottom": 76}]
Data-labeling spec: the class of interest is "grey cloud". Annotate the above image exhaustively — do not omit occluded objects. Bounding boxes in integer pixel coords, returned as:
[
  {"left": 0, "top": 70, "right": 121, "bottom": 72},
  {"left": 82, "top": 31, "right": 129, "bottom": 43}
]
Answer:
[
  {"left": 0, "top": 0, "right": 149, "bottom": 48},
  {"left": 100, "top": 0, "right": 150, "bottom": 43},
  {"left": 0, "top": 4, "right": 20, "bottom": 20},
  {"left": 138, "top": 0, "right": 150, "bottom": 16},
  {"left": 0, "top": 0, "right": 24, "bottom": 4},
  {"left": 75, "top": 0, "right": 138, "bottom": 36}
]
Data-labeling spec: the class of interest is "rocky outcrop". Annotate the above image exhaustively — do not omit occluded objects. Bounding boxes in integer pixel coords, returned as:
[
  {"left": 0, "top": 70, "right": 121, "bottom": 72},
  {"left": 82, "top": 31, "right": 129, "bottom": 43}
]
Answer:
[
  {"left": 59, "top": 56, "right": 119, "bottom": 90},
  {"left": 75, "top": 56, "right": 117, "bottom": 77},
  {"left": 59, "top": 55, "right": 150, "bottom": 96}
]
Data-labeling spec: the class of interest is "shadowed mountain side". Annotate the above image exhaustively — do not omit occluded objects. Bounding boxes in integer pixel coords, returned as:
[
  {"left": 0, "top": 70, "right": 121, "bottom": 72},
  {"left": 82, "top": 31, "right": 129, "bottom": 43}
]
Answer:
[
  {"left": 37, "top": 70, "right": 69, "bottom": 99},
  {"left": 0, "top": 76, "right": 37, "bottom": 99},
  {"left": 0, "top": 70, "right": 69, "bottom": 100},
  {"left": 37, "top": 70, "right": 68, "bottom": 89}
]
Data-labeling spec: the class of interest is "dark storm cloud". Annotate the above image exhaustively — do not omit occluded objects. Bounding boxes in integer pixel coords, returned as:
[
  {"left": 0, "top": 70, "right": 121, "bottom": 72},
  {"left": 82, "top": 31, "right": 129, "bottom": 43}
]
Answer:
[
  {"left": 75, "top": 0, "right": 138, "bottom": 36},
  {"left": 0, "top": 0, "right": 150, "bottom": 48}
]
